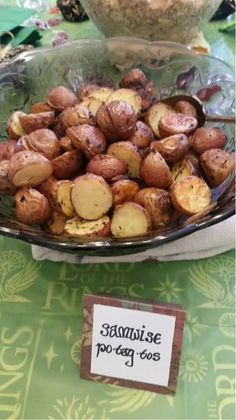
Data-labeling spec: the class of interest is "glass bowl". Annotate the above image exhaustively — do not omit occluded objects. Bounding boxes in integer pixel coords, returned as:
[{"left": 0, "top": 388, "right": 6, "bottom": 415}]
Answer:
[
  {"left": 80, "top": 0, "right": 222, "bottom": 44},
  {"left": 0, "top": 37, "right": 235, "bottom": 256}
]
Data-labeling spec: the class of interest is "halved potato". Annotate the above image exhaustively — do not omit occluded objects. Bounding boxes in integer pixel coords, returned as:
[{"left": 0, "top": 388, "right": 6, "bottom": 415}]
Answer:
[
  {"left": 120, "top": 68, "right": 148, "bottom": 89},
  {"left": 71, "top": 174, "right": 113, "bottom": 220},
  {"left": 88, "top": 87, "right": 114, "bottom": 102},
  {"left": 64, "top": 215, "right": 111, "bottom": 237},
  {"left": 111, "top": 202, "right": 151, "bottom": 237},
  {"left": 200, "top": 148, "right": 235, "bottom": 187},
  {"left": 159, "top": 113, "right": 198, "bottom": 137},
  {"left": 170, "top": 176, "right": 211, "bottom": 214},
  {"left": 192, "top": 127, "right": 227, "bottom": 155},
  {"left": 150, "top": 134, "right": 189, "bottom": 163},
  {"left": 130, "top": 121, "right": 154, "bottom": 148},
  {"left": 52, "top": 150, "right": 82, "bottom": 179},
  {"left": 174, "top": 100, "right": 198, "bottom": 119},
  {"left": 15, "top": 187, "right": 52, "bottom": 225},
  {"left": 59, "top": 136, "right": 75, "bottom": 151},
  {"left": 0, "top": 140, "right": 17, "bottom": 160},
  {"left": 78, "top": 83, "right": 100, "bottom": 101},
  {"left": 141, "top": 151, "right": 172, "bottom": 188},
  {"left": 111, "top": 179, "right": 140, "bottom": 205},
  {"left": 8, "top": 151, "right": 53, "bottom": 187},
  {"left": 16, "top": 129, "right": 61, "bottom": 160},
  {"left": 146, "top": 102, "right": 175, "bottom": 138},
  {"left": 82, "top": 97, "right": 103, "bottom": 119},
  {"left": 67, "top": 124, "right": 106, "bottom": 158},
  {"left": 47, "top": 86, "right": 78, "bottom": 111},
  {"left": 7, "top": 111, "right": 25, "bottom": 140},
  {"left": 57, "top": 180, "right": 75, "bottom": 217},
  {"left": 47, "top": 210, "right": 67, "bottom": 234},
  {"left": 171, "top": 158, "right": 199, "bottom": 183},
  {"left": 31, "top": 101, "right": 54, "bottom": 113},
  {"left": 107, "top": 141, "right": 141, "bottom": 178},
  {"left": 19, "top": 111, "right": 55, "bottom": 134},
  {"left": 135, "top": 187, "right": 172, "bottom": 227},
  {"left": 86, "top": 154, "right": 127, "bottom": 180},
  {"left": 106, "top": 88, "right": 142, "bottom": 115},
  {"left": 0, "top": 160, "right": 16, "bottom": 195}
]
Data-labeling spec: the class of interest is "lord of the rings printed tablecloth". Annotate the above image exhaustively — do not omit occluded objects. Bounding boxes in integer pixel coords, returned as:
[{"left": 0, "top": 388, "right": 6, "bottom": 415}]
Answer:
[{"left": 0, "top": 235, "right": 235, "bottom": 420}]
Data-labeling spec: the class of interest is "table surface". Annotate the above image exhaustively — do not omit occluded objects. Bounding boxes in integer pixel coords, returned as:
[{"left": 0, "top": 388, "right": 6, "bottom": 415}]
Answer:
[{"left": 0, "top": 3, "right": 235, "bottom": 420}]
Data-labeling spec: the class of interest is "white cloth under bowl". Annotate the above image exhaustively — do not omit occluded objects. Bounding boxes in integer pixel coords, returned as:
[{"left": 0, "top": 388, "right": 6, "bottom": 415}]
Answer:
[{"left": 31, "top": 216, "right": 235, "bottom": 264}]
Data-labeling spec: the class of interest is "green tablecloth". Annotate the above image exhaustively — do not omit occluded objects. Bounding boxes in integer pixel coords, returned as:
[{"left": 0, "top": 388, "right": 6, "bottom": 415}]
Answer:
[{"left": 0, "top": 3, "right": 235, "bottom": 420}]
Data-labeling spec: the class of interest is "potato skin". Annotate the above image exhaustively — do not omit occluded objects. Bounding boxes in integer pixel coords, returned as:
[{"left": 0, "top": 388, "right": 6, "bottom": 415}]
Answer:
[
  {"left": 96, "top": 101, "right": 137, "bottom": 141},
  {"left": 141, "top": 151, "right": 172, "bottom": 188},
  {"left": 47, "top": 210, "right": 67, "bottom": 234},
  {"left": 86, "top": 154, "right": 127, "bottom": 180},
  {"left": 8, "top": 151, "right": 53, "bottom": 187},
  {"left": 107, "top": 141, "right": 141, "bottom": 178},
  {"left": 130, "top": 121, "right": 154, "bottom": 148},
  {"left": 170, "top": 176, "right": 211, "bottom": 214},
  {"left": 31, "top": 101, "right": 54, "bottom": 113},
  {"left": 15, "top": 187, "right": 52, "bottom": 224},
  {"left": 16, "top": 129, "right": 61, "bottom": 160},
  {"left": 67, "top": 124, "right": 106, "bottom": 158},
  {"left": 135, "top": 187, "right": 172, "bottom": 227},
  {"left": 146, "top": 102, "right": 174, "bottom": 138},
  {"left": 52, "top": 150, "right": 82, "bottom": 179},
  {"left": 199, "top": 148, "right": 235, "bottom": 187},
  {"left": 0, "top": 160, "right": 16, "bottom": 195},
  {"left": 19, "top": 111, "right": 55, "bottom": 134},
  {"left": 159, "top": 113, "right": 198, "bottom": 137},
  {"left": 174, "top": 100, "right": 197, "bottom": 119},
  {"left": 47, "top": 86, "right": 78, "bottom": 111},
  {"left": 59, "top": 136, "right": 75, "bottom": 151},
  {"left": 192, "top": 127, "right": 227, "bottom": 155},
  {"left": 7, "top": 111, "right": 25, "bottom": 140},
  {"left": 120, "top": 68, "right": 148, "bottom": 89},
  {"left": 78, "top": 83, "right": 100, "bottom": 101},
  {"left": 111, "top": 179, "right": 140, "bottom": 205},
  {"left": 0, "top": 140, "right": 17, "bottom": 160},
  {"left": 150, "top": 134, "right": 189, "bottom": 163}
]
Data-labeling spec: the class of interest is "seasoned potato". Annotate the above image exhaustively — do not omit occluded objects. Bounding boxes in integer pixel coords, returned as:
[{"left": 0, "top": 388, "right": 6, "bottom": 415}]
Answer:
[
  {"left": 135, "top": 187, "right": 173, "bottom": 227},
  {"left": 120, "top": 68, "right": 148, "bottom": 89},
  {"left": 82, "top": 97, "right": 103, "bottom": 119},
  {"left": 192, "top": 127, "right": 227, "bottom": 155},
  {"left": 146, "top": 102, "right": 175, "bottom": 138},
  {"left": 170, "top": 176, "right": 212, "bottom": 214},
  {"left": 141, "top": 151, "right": 172, "bottom": 188},
  {"left": 106, "top": 88, "right": 142, "bottom": 115},
  {"left": 130, "top": 121, "right": 154, "bottom": 148},
  {"left": 159, "top": 113, "right": 198, "bottom": 137},
  {"left": 8, "top": 151, "right": 53, "bottom": 187},
  {"left": 86, "top": 154, "right": 127, "bottom": 180},
  {"left": 19, "top": 111, "right": 55, "bottom": 134},
  {"left": 52, "top": 150, "right": 82, "bottom": 179},
  {"left": 171, "top": 158, "right": 199, "bottom": 183},
  {"left": 59, "top": 136, "right": 75, "bottom": 151},
  {"left": 111, "top": 202, "right": 151, "bottom": 237},
  {"left": 111, "top": 179, "right": 140, "bottom": 205},
  {"left": 67, "top": 124, "right": 106, "bottom": 158},
  {"left": 57, "top": 180, "right": 75, "bottom": 217},
  {"left": 64, "top": 215, "right": 111, "bottom": 237},
  {"left": 60, "top": 102, "right": 95, "bottom": 130},
  {"left": 37, "top": 176, "right": 58, "bottom": 209},
  {"left": 200, "top": 148, "right": 235, "bottom": 187},
  {"left": 71, "top": 174, "right": 113, "bottom": 220},
  {"left": 150, "top": 134, "right": 189, "bottom": 163},
  {"left": 107, "top": 141, "right": 141, "bottom": 178},
  {"left": 47, "top": 86, "right": 78, "bottom": 111},
  {"left": 78, "top": 83, "right": 100, "bottom": 101},
  {"left": 0, "top": 140, "right": 17, "bottom": 160},
  {"left": 88, "top": 87, "right": 114, "bottom": 102},
  {"left": 15, "top": 187, "right": 52, "bottom": 224},
  {"left": 7, "top": 111, "right": 25, "bottom": 140},
  {"left": 31, "top": 101, "right": 54, "bottom": 113},
  {"left": 16, "top": 129, "right": 61, "bottom": 160},
  {"left": 47, "top": 210, "right": 67, "bottom": 234},
  {"left": 96, "top": 101, "right": 137, "bottom": 141},
  {"left": 0, "top": 160, "right": 16, "bottom": 195},
  {"left": 174, "top": 100, "right": 197, "bottom": 119}
]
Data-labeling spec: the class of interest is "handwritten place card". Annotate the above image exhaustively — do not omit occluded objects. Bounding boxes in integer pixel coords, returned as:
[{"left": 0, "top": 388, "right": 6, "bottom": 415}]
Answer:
[{"left": 80, "top": 295, "right": 185, "bottom": 395}]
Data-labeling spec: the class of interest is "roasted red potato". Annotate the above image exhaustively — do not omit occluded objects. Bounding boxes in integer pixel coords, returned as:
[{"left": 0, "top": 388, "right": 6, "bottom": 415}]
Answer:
[
  {"left": 106, "top": 88, "right": 142, "bottom": 115},
  {"left": 135, "top": 187, "right": 173, "bottom": 227},
  {"left": 67, "top": 124, "right": 106, "bottom": 158},
  {"left": 47, "top": 86, "right": 78, "bottom": 111},
  {"left": 192, "top": 127, "right": 228, "bottom": 155},
  {"left": 111, "top": 179, "right": 140, "bottom": 205},
  {"left": 171, "top": 158, "right": 199, "bottom": 183},
  {"left": 150, "top": 134, "right": 189, "bottom": 163},
  {"left": 159, "top": 113, "right": 198, "bottom": 137},
  {"left": 7, "top": 111, "right": 25, "bottom": 140},
  {"left": 107, "top": 141, "right": 141, "bottom": 178},
  {"left": 64, "top": 215, "right": 111, "bottom": 237},
  {"left": 130, "top": 121, "right": 154, "bottom": 148},
  {"left": 51, "top": 150, "right": 82, "bottom": 179},
  {"left": 141, "top": 151, "right": 172, "bottom": 188},
  {"left": 59, "top": 136, "right": 75, "bottom": 151},
  {"left": 0, "top": 160, "right": 16, "bottom": 195},
  {"left": 8, "top": 151, "right": 53, "bottom": 187},
  {"left": 0, "top": 140, "right": 17, "bottom": 160},
  {"left": 170, "top": 176, "right": 212, "bottom": 214},
  {"left": 174, "top": 100, "right": 198, "bottom": 119},
  {"left": 111, "top": 202, "right": 151, "bottom": 237},
  {"left": 200, "top": 148, "right": 235, "bottom": 187},
  {"left": 31, "top": 101, "right": 54, "bottom": 113},
  {"left": 19, "top": 111, "right": 55, "bottom": 134},
  {"left": 15, "top": 187, "right": 52, "bottom": 225},
  {"left": 86, "top": 154, "right": 127, "bottom": 180},
  {"left": 16, "top": 129, "right": 61, "bottom": 160},
  {"left": 47, "top": 210, "right": 67, "bottom": 234},
  {"left": 71, "top": 174, "right": 113, "bottom": 220},
  {"left": 88, "top": 87, "right": 114, "bottom": 103},
  {"left": 120, "top": 68, "right": 148, "bottom": 89},
  {"left": 78, "top": 83, "right": 100, "bottom": 101},
  {"left": 146, "top": 102, "right": 175, "bottom": 138}
]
